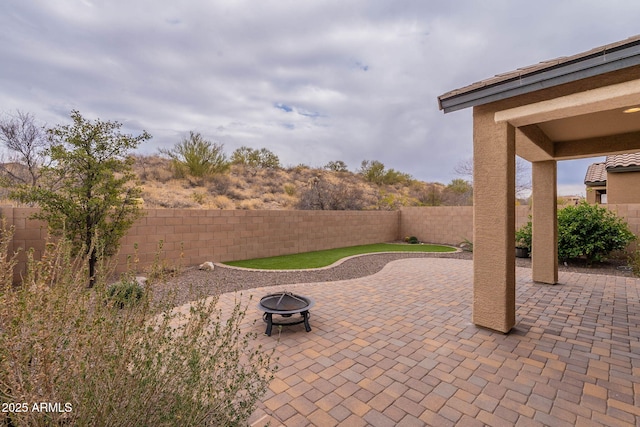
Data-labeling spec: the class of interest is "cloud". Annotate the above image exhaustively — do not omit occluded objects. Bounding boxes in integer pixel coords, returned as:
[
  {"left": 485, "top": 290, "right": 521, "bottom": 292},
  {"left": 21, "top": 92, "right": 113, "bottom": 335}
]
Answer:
[{"left": 1, "top": 0, "right": 639, "bottom": 192}]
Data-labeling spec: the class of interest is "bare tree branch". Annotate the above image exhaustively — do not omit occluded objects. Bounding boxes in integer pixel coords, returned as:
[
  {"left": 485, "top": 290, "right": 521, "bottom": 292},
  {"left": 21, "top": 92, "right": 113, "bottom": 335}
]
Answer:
[
  {"left": 0, "top": 110, "right": 50, "bottom": 186},
  {"left": 454, "top": 156, "right": 532, "bottom": 199}
]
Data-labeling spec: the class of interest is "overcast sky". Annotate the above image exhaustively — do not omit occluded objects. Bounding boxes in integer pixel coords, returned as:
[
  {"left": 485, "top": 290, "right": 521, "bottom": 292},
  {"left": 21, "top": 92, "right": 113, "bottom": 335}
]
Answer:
[{"left": 2, "top": 1, "right": 639, "bottom": 196}]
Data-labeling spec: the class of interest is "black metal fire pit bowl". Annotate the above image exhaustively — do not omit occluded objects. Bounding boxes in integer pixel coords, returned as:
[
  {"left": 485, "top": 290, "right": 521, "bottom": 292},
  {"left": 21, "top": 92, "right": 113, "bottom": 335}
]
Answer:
[{"left": 257, "top": 292, "right": 315, "bottom": 336}]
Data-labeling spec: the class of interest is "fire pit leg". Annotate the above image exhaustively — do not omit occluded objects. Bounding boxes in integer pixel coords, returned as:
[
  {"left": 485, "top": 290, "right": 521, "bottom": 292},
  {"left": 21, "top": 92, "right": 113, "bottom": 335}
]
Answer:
[
  {"left": 302, "top": 311, "right": 311, "bottom": 332},
  {"left": 264, "top": 313, "right": 273, "bottom": 336}
]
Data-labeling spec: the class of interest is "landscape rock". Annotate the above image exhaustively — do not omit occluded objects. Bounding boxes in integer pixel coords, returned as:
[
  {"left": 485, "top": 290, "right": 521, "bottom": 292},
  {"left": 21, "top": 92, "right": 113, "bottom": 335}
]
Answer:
[{"left": 199, "top": 261, "right": 215, "bottom": 271}]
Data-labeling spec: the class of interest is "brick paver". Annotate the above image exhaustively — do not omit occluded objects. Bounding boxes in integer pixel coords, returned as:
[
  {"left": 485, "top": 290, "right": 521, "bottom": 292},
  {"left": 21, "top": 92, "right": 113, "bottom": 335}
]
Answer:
[{"left": 198, "top": 258, "right": 640, "bottom": 426}]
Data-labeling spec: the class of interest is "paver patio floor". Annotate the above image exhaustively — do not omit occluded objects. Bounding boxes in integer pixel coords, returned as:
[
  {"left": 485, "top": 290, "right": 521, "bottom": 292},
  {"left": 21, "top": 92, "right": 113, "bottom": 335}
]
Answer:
[{"left": 208, "top": 258, "right": 640, "bottom": 426}]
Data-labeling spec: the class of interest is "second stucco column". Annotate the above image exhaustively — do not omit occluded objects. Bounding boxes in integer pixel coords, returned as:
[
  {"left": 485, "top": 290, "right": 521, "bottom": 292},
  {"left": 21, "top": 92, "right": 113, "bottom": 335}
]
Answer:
[
  {"left": 472, "top": 105, "right": 516, "bottom": 333},
  {"left": 532, "top": 161, "right": 558, "bottom": 284}
]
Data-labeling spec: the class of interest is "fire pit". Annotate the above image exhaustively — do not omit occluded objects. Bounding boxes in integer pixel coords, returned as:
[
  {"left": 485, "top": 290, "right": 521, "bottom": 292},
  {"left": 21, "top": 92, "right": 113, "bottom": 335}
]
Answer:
[{"left": 257, "top": 292, "right": 315, "bottom": 336}]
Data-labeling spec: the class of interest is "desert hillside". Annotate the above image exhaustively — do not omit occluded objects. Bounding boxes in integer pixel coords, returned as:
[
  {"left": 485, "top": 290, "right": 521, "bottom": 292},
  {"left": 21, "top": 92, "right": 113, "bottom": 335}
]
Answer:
[{"left": 132, "top": 155, "right": 456, "bottom": 210}]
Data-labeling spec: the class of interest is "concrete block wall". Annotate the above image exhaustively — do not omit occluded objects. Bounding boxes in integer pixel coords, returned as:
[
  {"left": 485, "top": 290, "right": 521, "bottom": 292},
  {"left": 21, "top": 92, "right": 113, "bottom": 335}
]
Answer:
[
  {"left": 0, "top": 206, "right": 48, "bottom": 281},
  {"left": 116, "top": 209, "right": 399, "bottom": 273},
  {"left": 399, "top": 206, "right": 473, "bottom": 247},
  {"left": 2, "top": 204, "right": 638, "bottom": 278},
  {"left": 606, "top": 203, "right": 640, "bottom": 251},
  {"left": 399, "top": 206, "right": 531, "bottom": 247}
]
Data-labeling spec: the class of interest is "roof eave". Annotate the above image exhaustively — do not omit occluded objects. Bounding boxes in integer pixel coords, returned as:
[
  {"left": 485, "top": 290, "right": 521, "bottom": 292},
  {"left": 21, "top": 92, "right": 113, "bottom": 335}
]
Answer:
[
  {"left": 606, "top": 165, "right": 640, "bottom": 173},
  {"left": 438, "top": 38, "right": 640, "bottom": 113}
]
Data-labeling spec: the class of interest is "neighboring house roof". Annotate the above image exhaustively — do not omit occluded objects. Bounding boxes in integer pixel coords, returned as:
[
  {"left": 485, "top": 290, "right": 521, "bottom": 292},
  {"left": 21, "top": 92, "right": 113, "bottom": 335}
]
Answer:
[
  {"left": 605, "top": 152, "right": 640, "bottom": 172},
  {"left": 585, "top": 152, "right": 640, "bottom": 185},
  {"left": 584, "top": 163, "right": 606, "bottom": 186},
  {"left": 438, "top": 34, "right": 640, "bottom": 113}
]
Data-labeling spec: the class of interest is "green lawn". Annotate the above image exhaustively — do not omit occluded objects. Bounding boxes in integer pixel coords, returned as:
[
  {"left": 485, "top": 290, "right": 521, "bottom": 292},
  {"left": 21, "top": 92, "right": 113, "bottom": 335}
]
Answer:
[{"left": 223, "top": 243, "right": 456, "bottom": 270}]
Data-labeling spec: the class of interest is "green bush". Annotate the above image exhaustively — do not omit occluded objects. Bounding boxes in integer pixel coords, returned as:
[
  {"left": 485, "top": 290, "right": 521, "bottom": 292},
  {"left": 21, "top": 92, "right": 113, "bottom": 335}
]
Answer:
[
  {"left": 106, "top": 278, "right": 144, "bottom": 308},
  {"left": 0, "top": 226, "right": 275, "bottom": 426},
  {"left": 558, "top": 202, "right": 635, "bottom": 263},
  {"left": 515, "top": 202, "right": 636, "bottom": 264},
  {"left": 515, "top": 220, "right": 532, "bottom": 252}
]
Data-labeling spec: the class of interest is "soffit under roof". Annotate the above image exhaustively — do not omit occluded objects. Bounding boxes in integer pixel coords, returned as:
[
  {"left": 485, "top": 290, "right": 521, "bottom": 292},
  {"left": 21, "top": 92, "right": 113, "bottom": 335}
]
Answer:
[{"left": 537, "top": 106, "right": 640, "bottom": 142}]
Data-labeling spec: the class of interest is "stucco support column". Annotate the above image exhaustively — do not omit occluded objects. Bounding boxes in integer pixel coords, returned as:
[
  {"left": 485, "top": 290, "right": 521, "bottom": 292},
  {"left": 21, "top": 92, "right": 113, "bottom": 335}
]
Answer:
[
  {"left": 472, "top": 106, "right": 516, "bottom": 333},
  {"left": 531, "top": 161, "right": 558, "bottom": 284}
]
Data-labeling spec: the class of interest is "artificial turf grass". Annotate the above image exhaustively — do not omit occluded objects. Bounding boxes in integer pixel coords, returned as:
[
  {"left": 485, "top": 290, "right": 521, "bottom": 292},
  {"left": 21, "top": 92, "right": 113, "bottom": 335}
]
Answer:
[{"left": 223, "top": 243, "right": 456, "bottom": 270}]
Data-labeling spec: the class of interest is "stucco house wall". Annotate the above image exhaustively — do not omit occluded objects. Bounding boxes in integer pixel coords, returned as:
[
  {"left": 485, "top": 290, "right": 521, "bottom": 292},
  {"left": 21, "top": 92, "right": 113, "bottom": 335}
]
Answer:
[{"left": 607, "top": 171, "right": 640, "bottom": 204}]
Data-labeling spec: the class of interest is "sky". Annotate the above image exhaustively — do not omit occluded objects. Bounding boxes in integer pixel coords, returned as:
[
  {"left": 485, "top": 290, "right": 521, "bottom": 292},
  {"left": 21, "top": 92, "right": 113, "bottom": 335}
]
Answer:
[{"left": 2, "top": 1, "right": 640, "bottom": 196}]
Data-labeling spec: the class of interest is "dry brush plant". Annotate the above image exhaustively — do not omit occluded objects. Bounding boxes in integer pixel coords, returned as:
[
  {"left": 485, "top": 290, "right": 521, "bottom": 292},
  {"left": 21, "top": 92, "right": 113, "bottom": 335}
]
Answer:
[{"left": 0, "top": 224, "right": 276, "bottom": 427}]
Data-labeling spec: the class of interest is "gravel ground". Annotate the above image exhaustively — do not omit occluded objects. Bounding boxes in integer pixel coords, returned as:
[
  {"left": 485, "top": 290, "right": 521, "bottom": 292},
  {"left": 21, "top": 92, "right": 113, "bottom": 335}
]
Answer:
[{"left": 152, "top": 251, "right": 635, "bottom": 307}]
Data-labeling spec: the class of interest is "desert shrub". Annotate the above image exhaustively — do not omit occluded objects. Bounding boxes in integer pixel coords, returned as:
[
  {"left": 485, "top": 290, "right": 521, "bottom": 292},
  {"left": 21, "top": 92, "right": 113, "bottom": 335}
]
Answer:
[
  {"left": 239, "top": 199, "right": 263, "bottom": 210},
  {"left": 359, "top": 160, "right": 412, "bottom": 186},
  {"left": 262, "top": 192, "right": 277, "bottom": 203},
  {"left": 191, "top": 190, "right": 207, "bottom": 205},
  {"left": 211, "top": 195, "right": 236, "bottom": 209},
  {"left": 106, "top": 277, "right": 144, "bottom": 308},
  {"left": 231, "top": 146, "right": 280, "bottom": 175},
  {"left": 208, "top": 173, "right": 232, "bottom": 195},
  {"left": 558, "top": 202, "right": 636, "bottom": 263},
  {"left": 283, "top": 184, "right": 296, "bottom": 196},
  {"left": 225, "top": 186, "right": 250, "bottom": 201},
  {"left": 515, "top": 202, "right": 636, "bottom": 264},
  {"left": 442, "top": 178, "right": 473, "bottom": 206},
  {"left": 297, "top": 177, "right": 366, "bottom": 210},
  {"left": 132, "top": 154, "right": 174, "bottom": 183},
  {"left": 155, "top": 198, "right": 198, "bottom": 209},
  {"left": 324, "top": 160, "right": 348, "bottom": 172},
  {"left": 160, "top": 131, "right": 230, "bottom": 180},
  {"left": 0, "top": 227, "right": 275, "bottom": 426}
]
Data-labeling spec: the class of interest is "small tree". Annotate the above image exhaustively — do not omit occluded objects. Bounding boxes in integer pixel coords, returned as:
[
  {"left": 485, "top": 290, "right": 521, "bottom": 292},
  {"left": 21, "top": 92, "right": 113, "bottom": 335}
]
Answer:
[
  {"left": 160, "top": 131, "right": 229, "bottom": 180},
  {"left": 0, "top": 110, "right": 51, "bottom": 187},
  {"left": 10, "top": 110, "right": 150, "bottom": 287}
]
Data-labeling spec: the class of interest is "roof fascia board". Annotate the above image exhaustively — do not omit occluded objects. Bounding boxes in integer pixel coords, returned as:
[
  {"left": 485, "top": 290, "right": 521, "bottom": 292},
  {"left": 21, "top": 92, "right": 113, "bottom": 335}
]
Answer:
[
  {"left": 607, "top": 165, "right": 640, "bottom": 173},
  {"left": 439, "top": 43, "right": 640, "bottom": 113}
]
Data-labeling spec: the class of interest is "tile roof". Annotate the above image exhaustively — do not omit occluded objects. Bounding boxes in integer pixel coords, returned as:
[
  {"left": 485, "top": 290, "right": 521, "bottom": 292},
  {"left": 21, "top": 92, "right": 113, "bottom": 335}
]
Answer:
[
  {"left": 605, "top": 152, "right": 640, "bottom": 170},
  {"left": 584, "top": 153, "right": 640, "bottom": 185},
  {"left": 584, "top": 162, "right": 607, "bottom": 185}
]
